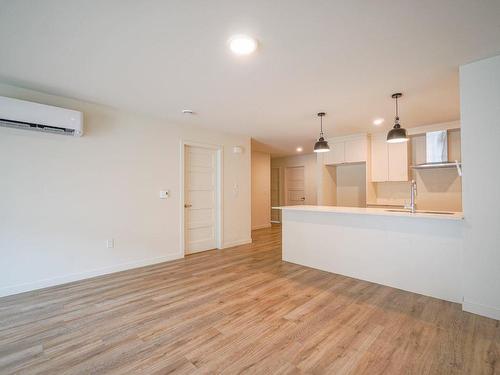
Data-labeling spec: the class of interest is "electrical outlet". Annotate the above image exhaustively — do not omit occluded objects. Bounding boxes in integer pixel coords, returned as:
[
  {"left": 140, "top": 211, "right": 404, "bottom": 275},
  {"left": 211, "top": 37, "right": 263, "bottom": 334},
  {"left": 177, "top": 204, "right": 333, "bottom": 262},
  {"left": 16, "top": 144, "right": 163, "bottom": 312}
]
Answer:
[{"left": 107, "top": 239, "right": 114, "bottom": 248}]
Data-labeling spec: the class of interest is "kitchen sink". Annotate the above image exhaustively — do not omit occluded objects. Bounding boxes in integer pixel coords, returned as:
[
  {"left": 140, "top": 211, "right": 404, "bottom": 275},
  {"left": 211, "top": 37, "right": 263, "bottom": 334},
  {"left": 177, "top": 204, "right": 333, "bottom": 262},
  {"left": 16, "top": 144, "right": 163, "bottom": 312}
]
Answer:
[{"left": 385, "top": 209, "right": 455, "bottom": 215}]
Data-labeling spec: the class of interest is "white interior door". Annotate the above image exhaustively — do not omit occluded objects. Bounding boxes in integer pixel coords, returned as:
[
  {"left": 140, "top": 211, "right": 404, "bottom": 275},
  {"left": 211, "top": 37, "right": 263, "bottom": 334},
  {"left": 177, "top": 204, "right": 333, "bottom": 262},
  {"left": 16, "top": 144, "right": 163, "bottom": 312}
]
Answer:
[
  {"left": 184, "top": 145, "right": 217, "bottom": 254},
  {"left": 286, "top": 166, "right": 305, "bottom": 205}
]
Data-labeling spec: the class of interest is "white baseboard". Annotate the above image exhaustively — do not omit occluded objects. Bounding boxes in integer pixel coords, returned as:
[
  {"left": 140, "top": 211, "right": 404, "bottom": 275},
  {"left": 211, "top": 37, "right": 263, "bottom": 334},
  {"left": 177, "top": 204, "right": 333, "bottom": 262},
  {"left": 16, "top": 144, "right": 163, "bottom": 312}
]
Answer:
[
  {"left": 252, "top": 223, "right": 272, "bottom": 230},
  {"left": 0, "top": 253, "right": 182, "bottom": 298},
  {"left": 222, "top": 238, "right": 252, "bottom": 248},
  {"left": 463, "top": 299, "right": 500, "bottom": 320}
]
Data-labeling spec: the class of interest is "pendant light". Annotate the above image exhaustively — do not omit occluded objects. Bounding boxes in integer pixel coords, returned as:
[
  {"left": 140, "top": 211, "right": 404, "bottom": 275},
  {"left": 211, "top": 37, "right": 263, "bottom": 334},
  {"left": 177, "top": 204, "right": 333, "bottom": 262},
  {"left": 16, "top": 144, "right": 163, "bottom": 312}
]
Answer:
[
  {"left": 313, "top": 112, "right": 330, "bottom": 153},
  {"left": 386, "top": 93, "right": 408, "bottom": 143}
]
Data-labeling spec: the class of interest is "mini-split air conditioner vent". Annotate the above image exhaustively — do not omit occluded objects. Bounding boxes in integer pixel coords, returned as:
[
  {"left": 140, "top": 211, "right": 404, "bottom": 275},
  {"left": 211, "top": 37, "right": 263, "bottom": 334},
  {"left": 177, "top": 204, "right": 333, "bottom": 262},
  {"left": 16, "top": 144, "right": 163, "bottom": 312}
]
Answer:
[
  {"left": 0, "top": 96, "right": 83, "bottom": 136},
  {"left": 0, "top": 118, "right": 78, "bottom": 135}
]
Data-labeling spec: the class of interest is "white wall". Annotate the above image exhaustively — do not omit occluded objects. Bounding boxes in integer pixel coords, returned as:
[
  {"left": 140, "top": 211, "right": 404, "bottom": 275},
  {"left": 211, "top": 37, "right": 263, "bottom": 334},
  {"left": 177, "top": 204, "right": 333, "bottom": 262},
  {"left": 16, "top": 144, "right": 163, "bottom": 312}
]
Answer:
[
  {"left": 251, "top": 151, "right": 271, "bottom": 230},
  {"left": 460, "top": 55, "right": 500, "bottom": 320},
  {"left": 0, "top": 83, "right": 251, "bottom": 297},
  {"left": 271, "top": 153, "right": 318, "bottom": 205}
]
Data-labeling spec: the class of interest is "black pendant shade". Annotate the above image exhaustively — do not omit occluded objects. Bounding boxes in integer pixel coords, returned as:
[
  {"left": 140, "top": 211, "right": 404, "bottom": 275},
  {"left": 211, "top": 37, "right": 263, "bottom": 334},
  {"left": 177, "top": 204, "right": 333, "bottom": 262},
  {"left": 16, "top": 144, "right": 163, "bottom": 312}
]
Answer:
[
  {"left": 386, "top": 93, "right": 409, "bottom": 143},
  {"left": 314, "top": 136, "right": 330, "bottom": 152},
  {"left": 313, "top": 112, "right": 330, "bottom": 153},
  {"left": 387, "top": 124, "right": 408, "bottom": 143}
]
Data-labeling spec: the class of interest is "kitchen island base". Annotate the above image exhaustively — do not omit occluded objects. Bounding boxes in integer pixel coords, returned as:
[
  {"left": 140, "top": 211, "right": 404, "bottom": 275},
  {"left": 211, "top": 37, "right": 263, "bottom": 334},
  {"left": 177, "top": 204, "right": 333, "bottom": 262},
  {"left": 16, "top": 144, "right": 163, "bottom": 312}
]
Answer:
[{"left": 281, "top": 207, "right": 463, "bottom": 303}]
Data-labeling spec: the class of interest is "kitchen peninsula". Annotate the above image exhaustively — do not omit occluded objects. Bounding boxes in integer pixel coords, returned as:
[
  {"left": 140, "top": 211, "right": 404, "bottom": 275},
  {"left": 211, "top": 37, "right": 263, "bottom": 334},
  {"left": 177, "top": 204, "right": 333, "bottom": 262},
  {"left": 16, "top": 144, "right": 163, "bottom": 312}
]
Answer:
[{"left": 278, "top": 205, "right": 464, "bottom": 303}]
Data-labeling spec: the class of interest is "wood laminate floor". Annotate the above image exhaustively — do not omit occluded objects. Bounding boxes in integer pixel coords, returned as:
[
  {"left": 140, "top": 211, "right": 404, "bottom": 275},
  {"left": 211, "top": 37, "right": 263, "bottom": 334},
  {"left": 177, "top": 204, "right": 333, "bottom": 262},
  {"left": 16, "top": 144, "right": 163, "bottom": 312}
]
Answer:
[{"left": 0, "top": 224, "right": 499, "bottom": 374}]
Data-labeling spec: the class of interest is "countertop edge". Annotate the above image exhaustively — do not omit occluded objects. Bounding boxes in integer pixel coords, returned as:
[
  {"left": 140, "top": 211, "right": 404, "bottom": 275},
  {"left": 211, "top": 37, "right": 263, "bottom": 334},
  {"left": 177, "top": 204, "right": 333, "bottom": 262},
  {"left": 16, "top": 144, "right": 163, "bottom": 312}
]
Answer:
[{"left": 273, "top": 205, "right": 464, "bottom": 221}]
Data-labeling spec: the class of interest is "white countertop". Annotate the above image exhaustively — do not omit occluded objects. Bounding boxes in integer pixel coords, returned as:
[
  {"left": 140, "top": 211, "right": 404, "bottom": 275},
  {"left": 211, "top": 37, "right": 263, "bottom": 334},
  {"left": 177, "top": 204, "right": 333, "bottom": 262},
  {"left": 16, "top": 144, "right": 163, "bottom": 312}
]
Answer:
[{"left": 273, "top": 205, "right": 464, "bottom": 220}]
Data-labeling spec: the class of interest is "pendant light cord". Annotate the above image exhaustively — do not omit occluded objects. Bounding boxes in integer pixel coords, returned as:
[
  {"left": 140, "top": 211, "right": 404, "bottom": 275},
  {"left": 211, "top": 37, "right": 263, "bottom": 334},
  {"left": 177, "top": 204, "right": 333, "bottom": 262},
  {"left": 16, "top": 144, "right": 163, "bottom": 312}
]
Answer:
[
  {"left": 395, "top": 95, "right": 399, "bottom": 120},
  {"left": 320, "top": 115, "right": 323, "bottom": 136}
]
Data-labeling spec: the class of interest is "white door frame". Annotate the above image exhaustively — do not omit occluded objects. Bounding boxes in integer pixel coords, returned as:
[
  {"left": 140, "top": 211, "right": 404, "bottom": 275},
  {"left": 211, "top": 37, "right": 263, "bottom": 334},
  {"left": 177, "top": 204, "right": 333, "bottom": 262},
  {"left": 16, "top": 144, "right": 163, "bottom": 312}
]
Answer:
[
  {"left": 270, "top": 166, "right": 281, "bottom": 223},
  {"left": 180, "top": 140, "right": 223, "bottom": 256}
]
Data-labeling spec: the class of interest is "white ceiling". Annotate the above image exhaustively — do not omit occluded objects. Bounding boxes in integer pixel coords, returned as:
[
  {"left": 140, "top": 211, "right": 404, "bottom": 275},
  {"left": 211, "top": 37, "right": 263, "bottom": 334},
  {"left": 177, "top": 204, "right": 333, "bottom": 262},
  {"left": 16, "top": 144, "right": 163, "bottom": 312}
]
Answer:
[{"left": 1, "top": 0, "right": 500, "bottom": 156}]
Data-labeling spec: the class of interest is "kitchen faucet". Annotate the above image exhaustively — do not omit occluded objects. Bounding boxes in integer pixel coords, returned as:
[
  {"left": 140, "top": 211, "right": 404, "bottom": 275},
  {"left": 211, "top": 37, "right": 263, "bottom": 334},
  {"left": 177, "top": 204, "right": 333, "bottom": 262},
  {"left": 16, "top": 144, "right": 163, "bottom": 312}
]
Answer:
[{"left": 405, "top": 179, "right": 417, "bottom": 213}]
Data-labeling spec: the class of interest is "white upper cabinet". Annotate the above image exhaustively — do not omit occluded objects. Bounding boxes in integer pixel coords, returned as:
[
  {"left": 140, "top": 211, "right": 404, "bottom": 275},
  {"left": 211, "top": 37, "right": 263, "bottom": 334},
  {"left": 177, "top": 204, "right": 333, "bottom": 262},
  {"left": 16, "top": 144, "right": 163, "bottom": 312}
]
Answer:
[
  {"left": 370, "top": 136, "right": 389, "bottom": 182},
  {"left": 324, "top": 141, "right": 345, "bottom": 165},
  {"left": 387, "top": 142, "right": 409, "bottom": 181},
  {"left": 370, "top": 134, "right": 408, "bottom": 182},
  {"left": 345, "top": 138, "right": 367, "bottom": 163},
  {"left": 322, "top": 135, "right": 368, "bottom": 165}
]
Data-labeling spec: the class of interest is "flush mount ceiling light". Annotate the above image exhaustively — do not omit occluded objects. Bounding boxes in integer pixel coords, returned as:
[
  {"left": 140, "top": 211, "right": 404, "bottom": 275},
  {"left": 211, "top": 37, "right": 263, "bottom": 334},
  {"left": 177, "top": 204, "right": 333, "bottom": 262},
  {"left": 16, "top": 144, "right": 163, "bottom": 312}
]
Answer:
[
  {"left": 296, "top": 147, "right": 303, "bottom": 152},
  {"left": 386, "top": 93, "right": 409, "bottom": 143},
  {"left": 228, "top": 35, "right": 258, "bottom": 55},
  {"left": 182, "top": 109, "right": 195, "bottom": 114},
  {"left": 313, "top": 112, "right": 330, "bottom": 153},
  {"left": 373, "top": 118, "right": 384, "bottom": 126}
]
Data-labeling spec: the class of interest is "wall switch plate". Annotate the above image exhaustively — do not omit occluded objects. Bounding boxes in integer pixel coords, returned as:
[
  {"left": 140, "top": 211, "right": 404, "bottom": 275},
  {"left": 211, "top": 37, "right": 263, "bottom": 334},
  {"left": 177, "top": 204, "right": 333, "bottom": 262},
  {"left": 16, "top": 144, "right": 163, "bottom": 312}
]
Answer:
[
  {"left": 160, "top": 190, "right": 169, "bottom": 199},
  {"left": 107, "top": 239, "right": 114, "bottom": 248}
]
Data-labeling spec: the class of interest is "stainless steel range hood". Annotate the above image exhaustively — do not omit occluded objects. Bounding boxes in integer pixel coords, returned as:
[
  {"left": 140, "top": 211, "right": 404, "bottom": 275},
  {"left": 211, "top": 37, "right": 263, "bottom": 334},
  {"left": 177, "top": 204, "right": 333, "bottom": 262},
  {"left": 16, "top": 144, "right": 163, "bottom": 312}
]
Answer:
[{"left": 411, "top": 130, "right": 462, "bottom": 175}]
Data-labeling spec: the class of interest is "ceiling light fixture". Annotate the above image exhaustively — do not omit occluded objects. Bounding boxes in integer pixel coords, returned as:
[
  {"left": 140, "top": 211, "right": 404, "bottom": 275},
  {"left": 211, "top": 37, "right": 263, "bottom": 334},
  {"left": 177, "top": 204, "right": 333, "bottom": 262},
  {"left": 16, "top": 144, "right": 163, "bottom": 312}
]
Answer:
[
  {"left": 296, "top": 147, "right": 303, "bottom": 152},
  {"left": 386, "top": 93, "right": 408, "bottom": 143},
  {"left": 182, "top": 109, "right": 195, "bottom": 114},
  {"left": 228, "top": 35, "right": 257, "bottom": 55},
  {"left": 313, "top": 112, "right": 330, "bottom": 153},
  {"left": 373, "top": 118, "right": 384, "bottom": 126}
]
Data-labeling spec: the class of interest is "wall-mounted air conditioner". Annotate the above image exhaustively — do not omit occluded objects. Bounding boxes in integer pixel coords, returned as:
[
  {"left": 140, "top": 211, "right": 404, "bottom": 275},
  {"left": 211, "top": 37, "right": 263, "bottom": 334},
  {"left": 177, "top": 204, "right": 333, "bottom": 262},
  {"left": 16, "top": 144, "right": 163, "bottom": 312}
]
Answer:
[{"left": 0, "top": 96, "right": 83, "bottom": 136}]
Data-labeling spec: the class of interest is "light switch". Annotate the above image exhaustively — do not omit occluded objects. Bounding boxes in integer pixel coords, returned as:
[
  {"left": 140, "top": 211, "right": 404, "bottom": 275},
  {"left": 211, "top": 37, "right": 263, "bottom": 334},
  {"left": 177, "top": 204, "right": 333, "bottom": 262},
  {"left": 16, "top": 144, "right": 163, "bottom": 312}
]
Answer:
[
  {"left": 107, "top": 239, "right": 114, "bottom": 248},
  {"left": 160, "top": 190, "right": 169, "bottom": 199}
]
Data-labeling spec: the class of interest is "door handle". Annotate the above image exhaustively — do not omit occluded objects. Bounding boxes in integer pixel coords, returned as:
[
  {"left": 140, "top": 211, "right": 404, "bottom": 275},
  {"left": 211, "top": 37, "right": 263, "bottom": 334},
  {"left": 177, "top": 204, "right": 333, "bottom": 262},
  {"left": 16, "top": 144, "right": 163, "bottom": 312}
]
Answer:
[
  {"left": 184, "top": 204, "right": 192, "bottom": 208},
  {"left": 300, "top": 197, "right": 305, "bottom": 201}
]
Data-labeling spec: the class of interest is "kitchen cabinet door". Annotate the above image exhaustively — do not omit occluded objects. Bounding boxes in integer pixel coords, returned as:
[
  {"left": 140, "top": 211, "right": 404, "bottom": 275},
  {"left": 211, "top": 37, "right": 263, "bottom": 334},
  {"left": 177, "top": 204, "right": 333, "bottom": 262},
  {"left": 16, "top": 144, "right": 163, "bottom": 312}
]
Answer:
[
  {"left": 370, "top": 137, "right": 388, "bottom": 182},
  {"left": 324, "top": 141, "right": 345, "bottom": 165},
  {"left": 345, "top": 138, "right": 367, "bottom": 163},
  {"left": 388, "top": 142, "right": 409, "bottom": 181}
]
